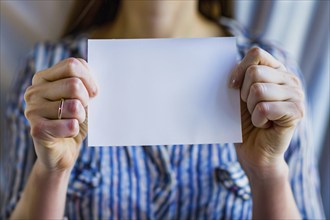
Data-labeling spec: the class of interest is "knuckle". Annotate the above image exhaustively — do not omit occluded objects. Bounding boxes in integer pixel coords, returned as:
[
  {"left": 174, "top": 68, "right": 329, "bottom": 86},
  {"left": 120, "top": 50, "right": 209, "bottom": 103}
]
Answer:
[
  {"left": 294, "top": 101, "right": 305, "bottom": 119},
  {"left": 67, "top": 78, "right": 83, "bottom": 96},
  {"left": 24, "top": 86, "right": 34, "bottom": 102},
  {"left": 77, "top": 58, "right": 89, "bottom": 68},
  {"left": 249, "top": 47, "right": 263, "bottom": 57},
  {"left": 24, "top": 86, "right": 40, "bottom": 104},
  {"left": 32, "top": 72, "right": 40, "bottom": 84},
  {"left": 67, "top": 99, "right": 80, "bottom": 116},
  {"left": 246, "top": 65, "right": 261, "bottom": 80},
  {"left": 251, "top": 83, "right": 265, "bottom": 99},
  {"left": 24, "top": 107, "right": 34, "bottom": 119},
  {"left": 291, "top": 75, "right": 301, "bottom": 87},
  {"left": 294, "top": 87, "right": 305, "bottom": 101},
  {"left": 256, "top": 102, "right": 268, "bottom": 116},
  {"left": 65, "top": 58, "right": 80, "bottom": 76},
  {"left": 67, "top": 119, "right": 79, "bottom": 136}
]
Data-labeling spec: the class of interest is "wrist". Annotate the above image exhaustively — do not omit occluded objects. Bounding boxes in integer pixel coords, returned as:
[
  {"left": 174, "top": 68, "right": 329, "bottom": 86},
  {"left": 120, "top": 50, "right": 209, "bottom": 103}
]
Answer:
[
  {"left": 246, "top": 160, "right": 301, "bottom": 219},
  {"left": 35, "top": 159, "right": 72, "bottom": 180},
  {"left": 245, "top": 158, "right": 289, "bottom": 185}
]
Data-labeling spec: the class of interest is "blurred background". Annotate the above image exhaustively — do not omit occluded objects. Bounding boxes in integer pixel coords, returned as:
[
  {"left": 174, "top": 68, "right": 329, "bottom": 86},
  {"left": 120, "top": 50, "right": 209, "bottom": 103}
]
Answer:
[{"left": 0, "top": 0, "right": 329, "bottom": 218}]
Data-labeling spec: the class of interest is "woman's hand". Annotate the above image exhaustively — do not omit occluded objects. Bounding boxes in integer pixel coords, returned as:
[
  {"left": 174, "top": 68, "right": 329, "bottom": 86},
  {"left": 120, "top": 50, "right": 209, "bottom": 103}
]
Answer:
[
  {"left": 24, "top": 58, "right": 98, "bottom": 172},
  {"left": 230, "top": 47, "right": 305, "bottom": 179}
]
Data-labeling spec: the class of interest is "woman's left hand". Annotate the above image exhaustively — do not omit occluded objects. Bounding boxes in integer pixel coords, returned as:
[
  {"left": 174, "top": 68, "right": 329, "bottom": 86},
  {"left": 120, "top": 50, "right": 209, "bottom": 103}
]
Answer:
[{"left": 230, "top": 47, "right": 305, "bottom": 179}]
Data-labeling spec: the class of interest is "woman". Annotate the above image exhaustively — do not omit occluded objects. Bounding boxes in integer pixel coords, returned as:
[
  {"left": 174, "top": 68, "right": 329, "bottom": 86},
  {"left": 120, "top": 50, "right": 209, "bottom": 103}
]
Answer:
[{"left": 3, "top": 0, "right": 324, "bottom": 219}]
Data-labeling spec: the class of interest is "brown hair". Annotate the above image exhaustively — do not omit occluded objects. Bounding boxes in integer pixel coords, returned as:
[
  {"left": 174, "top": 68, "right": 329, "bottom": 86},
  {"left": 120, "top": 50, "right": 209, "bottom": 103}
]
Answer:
[{"left": 64, "top": 0, "right": 233, "bottom": 37}]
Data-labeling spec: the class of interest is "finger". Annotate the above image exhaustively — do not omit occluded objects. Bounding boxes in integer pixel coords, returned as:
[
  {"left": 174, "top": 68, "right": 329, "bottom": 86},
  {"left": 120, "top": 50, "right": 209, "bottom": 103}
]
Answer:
[
  {"left": 31, "top": 118, "right": 80, "bottom": 141},
  {"left": 76, "top": 58, "right": 89, "bottom": 69},
  {"left": 241, "top": 65, "right": 302, "bottom": 102},
  {"left": 32, "top": 58, "right": 98, "bottom": 97},
  {"left": 246, "top": 83, "right": 304, "bottom": 114},
  {"left": 230, "top": 47, "right": 286, "bottom": 88},
  {"left": 38, "top": 77, "right": 89, "bottom": 107},
  {"left": 251, "top": 101, "right": 304, "bottom": 128},
  {"left": 26, "top": 99, "right": 86, "bottom": 124}
]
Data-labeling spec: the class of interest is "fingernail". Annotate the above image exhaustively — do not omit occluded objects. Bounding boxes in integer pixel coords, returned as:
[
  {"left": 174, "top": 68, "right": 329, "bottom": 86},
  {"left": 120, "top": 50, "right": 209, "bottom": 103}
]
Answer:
[
  {"left": 90, "top": 80, "right": 99, "bottom": 97},
  {"left": 229, "top": 66, "right": 238, "bottom": 88},
  {"left": 89, "top": 87, "right": 96, "bottom": 97},
  {"left": 229, "top": 77, "right": 237, "bottom": 88}
]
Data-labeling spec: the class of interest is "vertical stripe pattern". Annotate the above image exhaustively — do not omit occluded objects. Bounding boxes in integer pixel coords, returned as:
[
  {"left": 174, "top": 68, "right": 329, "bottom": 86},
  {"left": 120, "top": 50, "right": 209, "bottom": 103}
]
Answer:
[{"left": 1, "top": 18, "right": 325, "bottom": 220}]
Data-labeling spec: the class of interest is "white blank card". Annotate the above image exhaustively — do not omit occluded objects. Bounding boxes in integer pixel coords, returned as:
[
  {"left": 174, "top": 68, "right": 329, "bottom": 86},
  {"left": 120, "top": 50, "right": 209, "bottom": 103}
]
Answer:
[{"left": 88, "top": 37, "right": 242, "bottom": 146}]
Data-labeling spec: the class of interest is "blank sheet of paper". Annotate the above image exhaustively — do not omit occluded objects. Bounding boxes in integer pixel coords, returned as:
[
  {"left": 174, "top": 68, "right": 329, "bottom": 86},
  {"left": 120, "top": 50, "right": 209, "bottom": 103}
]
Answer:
[{"left": 88, "top": 37, "right": 242, "bottom": 146}]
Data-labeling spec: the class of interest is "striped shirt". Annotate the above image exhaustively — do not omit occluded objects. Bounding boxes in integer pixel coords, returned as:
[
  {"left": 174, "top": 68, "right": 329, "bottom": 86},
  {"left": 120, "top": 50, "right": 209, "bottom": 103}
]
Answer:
[{"left": 2, "top": 17, "right": 325, "bottom": 219}]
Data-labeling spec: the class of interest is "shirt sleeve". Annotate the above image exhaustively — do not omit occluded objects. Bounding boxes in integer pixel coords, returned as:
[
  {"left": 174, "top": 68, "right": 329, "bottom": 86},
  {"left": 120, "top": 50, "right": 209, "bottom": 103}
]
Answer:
[
  {"left": 284, "top": 59, "right": 325, "bottom": 219},
  {"left": 1, "top": 48, "right": 37, "bottom": 218}
]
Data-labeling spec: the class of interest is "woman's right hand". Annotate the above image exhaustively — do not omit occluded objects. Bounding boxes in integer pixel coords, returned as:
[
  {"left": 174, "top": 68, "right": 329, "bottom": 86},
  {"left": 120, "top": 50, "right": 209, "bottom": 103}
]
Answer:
[{"left": 24, "top": 58, "right": 98, "bottom": 172}]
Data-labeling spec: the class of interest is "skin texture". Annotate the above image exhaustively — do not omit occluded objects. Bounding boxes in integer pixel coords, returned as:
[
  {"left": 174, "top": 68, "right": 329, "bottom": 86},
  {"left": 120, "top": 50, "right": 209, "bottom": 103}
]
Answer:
[
  {"left": 232, "top": 47, "right": 304, "bottom": 173},
  {"left": 24, "top": 58, "right": 97, "bottom": 171},
  {"left": 11, "top": 58, "right": 98, "bottom": 219},
  {"left": 11, "top": 1, "right": 302, "bottom": 219},
  {"left": 230, "top": 47, "right": 302, "bottom": 219}
]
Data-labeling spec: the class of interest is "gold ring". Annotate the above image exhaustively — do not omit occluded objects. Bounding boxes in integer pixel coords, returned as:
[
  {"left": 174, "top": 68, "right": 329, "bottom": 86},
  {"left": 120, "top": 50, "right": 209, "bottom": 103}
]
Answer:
[{"left": 58, "top": 98, "right": 64, "bottom": 120}]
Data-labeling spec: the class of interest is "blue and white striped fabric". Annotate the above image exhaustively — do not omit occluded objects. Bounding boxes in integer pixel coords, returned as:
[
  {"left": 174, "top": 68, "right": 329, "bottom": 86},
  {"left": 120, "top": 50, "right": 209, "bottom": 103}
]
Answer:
[{"left": 2, "top": 18, "right": 325, "bottom": 219}]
